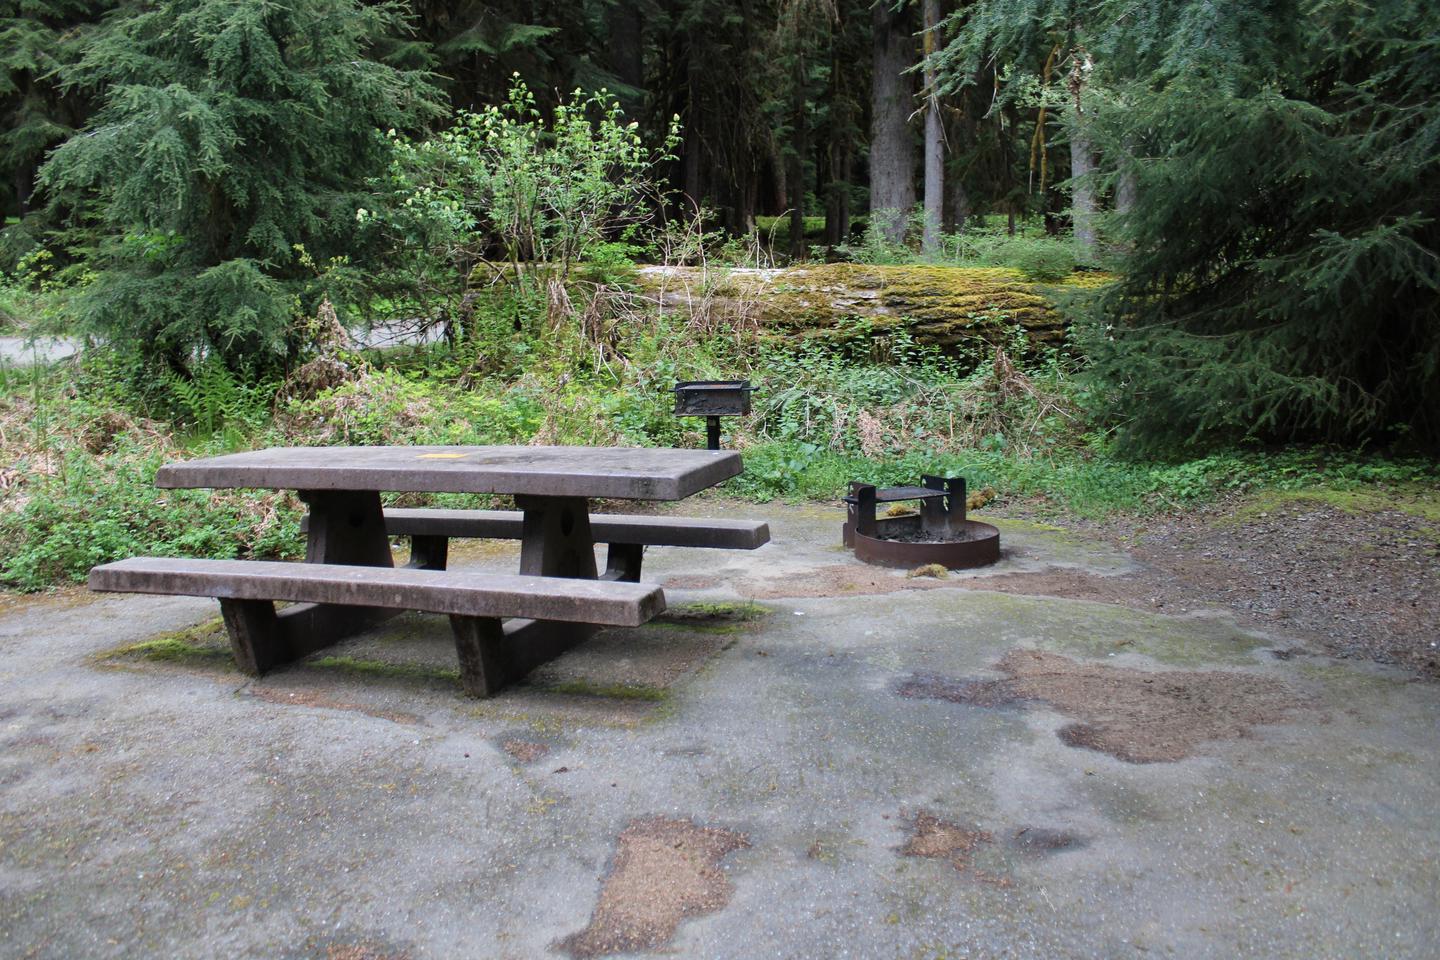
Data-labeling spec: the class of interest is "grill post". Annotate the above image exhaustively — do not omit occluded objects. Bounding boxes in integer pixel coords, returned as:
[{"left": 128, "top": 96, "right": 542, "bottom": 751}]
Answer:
[{"left": 672, "top": 381, "right": 755, "bottom": 450}]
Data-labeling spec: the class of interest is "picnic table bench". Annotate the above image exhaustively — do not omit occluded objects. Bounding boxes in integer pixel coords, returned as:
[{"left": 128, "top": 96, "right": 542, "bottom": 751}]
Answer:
[
  {"left": 88, "top": 445, "right": 769, "bottom": 696},
  {"left": 303, "top": 508, "right": 769, "bottom": 580}
]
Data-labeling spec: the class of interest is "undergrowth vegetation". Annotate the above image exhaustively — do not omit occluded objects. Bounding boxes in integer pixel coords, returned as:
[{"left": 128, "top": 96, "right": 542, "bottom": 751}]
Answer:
[
  {"left": 1, "top": 66, "right": 1434, "bottom": 592},
  {"left": 0, "top": 288, "right": 1433, "bottom": 591}
]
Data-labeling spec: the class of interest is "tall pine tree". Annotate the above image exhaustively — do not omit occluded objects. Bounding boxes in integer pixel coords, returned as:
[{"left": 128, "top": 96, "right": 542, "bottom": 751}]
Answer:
[{"left": 38, "top": 0, "right": 443, "bottom": 374}]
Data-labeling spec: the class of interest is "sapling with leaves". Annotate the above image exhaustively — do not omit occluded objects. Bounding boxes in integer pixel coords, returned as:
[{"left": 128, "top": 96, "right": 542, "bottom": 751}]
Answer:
[{"left": 365, "top": 76, "right": 679, "bottom": 344}]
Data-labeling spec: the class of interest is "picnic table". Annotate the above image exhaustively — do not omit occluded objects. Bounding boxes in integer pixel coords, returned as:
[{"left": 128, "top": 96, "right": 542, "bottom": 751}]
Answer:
[{"left": 89, "top": 445, "right": 770, "bottom": 696}]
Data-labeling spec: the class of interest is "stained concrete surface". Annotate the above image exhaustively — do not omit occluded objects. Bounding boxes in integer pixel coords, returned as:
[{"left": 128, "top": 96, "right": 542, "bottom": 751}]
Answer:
[{"left": 1, "top": 502, "right": 1436, "bottom": 959}]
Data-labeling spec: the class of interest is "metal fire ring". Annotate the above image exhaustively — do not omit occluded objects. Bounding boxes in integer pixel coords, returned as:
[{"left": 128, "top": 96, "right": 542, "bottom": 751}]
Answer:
[{"left": 842, "top": 475, "right": 1001, "bottom": 569}]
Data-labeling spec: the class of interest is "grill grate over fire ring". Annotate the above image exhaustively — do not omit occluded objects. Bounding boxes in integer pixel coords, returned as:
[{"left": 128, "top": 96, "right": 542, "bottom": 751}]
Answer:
[{"left": 842, "top": 476, "right": 1000, "bottom": 569}]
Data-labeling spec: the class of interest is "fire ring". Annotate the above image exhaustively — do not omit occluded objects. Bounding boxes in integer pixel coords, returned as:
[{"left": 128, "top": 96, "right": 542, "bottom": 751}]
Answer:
[{"left": 842, "top": 476, "right": 1000, "bottom": 570}]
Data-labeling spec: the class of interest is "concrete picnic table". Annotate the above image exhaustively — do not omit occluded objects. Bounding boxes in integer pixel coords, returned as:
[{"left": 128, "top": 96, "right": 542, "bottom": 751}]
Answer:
[{"left": 92, "top": 445, "right": 764, "bottom": 694}]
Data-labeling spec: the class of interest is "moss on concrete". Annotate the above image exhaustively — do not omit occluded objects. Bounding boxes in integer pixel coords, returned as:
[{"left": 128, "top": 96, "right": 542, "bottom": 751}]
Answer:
[
  {"left": 934, "top": 590, "right": 1270, "bottom": 667},
  {"left": 100, "top": 619, "right": 233, "bottom": 669},
  {"left": 535, "top": 679, "right": 669, "bottom": 701},
  {"left": 658, "top": 600, "right": 773, "bottom": 623}
]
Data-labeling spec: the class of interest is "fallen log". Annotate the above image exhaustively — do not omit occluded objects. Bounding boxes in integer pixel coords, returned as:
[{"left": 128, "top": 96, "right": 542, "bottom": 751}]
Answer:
[{"left": 634, "top": 263, "right": 1110, "bottom": 352}]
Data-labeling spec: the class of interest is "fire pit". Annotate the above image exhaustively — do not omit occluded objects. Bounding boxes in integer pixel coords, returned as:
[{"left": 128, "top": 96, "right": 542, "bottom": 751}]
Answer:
[{"left": 842, "top": 475, "right": 1000, "bottom": 569}]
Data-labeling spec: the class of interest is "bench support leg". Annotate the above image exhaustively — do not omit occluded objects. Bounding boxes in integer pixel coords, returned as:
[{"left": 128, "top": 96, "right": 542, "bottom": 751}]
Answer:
[
  {"left": 449, "top": 615, "right": 506, "bottom": 697},
  {"left": 448, "top": 616, "right": 599, "bottom": 698},
  {"left": 602, "top": 543, "right": 644, "bottom": 583},
  {"left": 219, "top": 599, "right": 282, "bottom": 676},
  {"left": 301, "top": 489, "right": 395, "bottom": 567},
  {"left": 219, "top": 598, "right": 397, "bottom": 677}
]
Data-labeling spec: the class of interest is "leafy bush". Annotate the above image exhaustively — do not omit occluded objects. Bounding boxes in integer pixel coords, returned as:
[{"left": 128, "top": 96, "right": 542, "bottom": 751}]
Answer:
[
  {"left": 364, "top": 77, "right": 678, "bottom": 345},
  {"left": 0, "top": 442, "right": 302, "bottom": 590}
]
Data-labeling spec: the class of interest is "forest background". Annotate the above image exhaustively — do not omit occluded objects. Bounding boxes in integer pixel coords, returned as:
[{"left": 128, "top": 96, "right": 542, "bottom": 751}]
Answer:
[{"left": 0, "top": 0, "right": 1435, "bottom": 589}]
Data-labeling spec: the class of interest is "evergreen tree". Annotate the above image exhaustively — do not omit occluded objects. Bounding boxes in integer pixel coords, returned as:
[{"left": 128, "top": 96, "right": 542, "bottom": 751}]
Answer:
[
  {"left": 1084, "top": 0, "right": 1440, "bottom": 448},
  {"left": 38, "top": 0, "right": 443, "bottom": 373},
  {"left": 0, "top": 0, "right": 111, "bottom": 256}
]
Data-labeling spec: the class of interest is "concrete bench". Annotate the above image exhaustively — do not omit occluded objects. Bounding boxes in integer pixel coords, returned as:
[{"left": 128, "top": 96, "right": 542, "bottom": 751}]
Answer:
[
  {"left": 302, "top": 509, "right": 771, "bottom": 582},
  {"left": 89, "top": 557, "right": 666, "bottom": 697}
]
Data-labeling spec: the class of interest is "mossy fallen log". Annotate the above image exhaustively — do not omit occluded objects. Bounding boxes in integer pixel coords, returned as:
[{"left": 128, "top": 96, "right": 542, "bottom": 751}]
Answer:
[{"left": 634, "top": 263, "right": 1109, "bottom": 351}]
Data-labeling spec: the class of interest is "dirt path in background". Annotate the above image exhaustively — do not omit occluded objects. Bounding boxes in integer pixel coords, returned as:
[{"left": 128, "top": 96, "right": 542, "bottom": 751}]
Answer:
[{"left": 974, "top": 494, "right": 1440, "bottom": 680}]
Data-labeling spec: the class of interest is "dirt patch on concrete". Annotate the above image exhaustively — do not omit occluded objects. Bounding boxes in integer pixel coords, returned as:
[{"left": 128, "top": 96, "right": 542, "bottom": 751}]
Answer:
[
  {"left": 901, "top": 811, "right": 992, "bottom": 869},
  {"left": 556, "top": 816, "right": 750, "bottom": 959},
  {"left": 737, "top": 563, "right": 953, "bottom": 599},
  {"left": 902, "top": 649, "right": 1310, "bottom": 763},
  {"left": 899, "top": 811, "right": 1011, "bottom": 886},
  {"left": 1001, "top": 493, "right": 1440, "bottom": 680},
  {"left": 500, "top": 738, "right": 549, "bottom": 762},
  {"left": 894, "top": 673, "right": 1021, "bottom": 708},
  {"left": 0, "top": 583, "right": 99, "bottom": 617},
  {"left": 247, "top": 687, "right": 422, "bottom": 725},
  {"left": 660, "top": 574, "right": 723, "bottom": 590},
  {"left": 324, "top": 945, "right": 410, "bottom": 960},
  {"left": 1011, "top": 826, "right": 1084, "bottom": 855},
  {"left": 955, "top": 568, "right": 1162, "bottom": 608},
  {"left": 999, "top": 649, "right": 1310, "bottom": 763}
]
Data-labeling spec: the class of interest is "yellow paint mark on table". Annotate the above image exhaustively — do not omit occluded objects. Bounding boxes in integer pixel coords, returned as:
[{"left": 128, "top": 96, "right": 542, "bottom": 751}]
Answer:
[{"left": 417, "top": 453, "right": 469, "bottom": 460}]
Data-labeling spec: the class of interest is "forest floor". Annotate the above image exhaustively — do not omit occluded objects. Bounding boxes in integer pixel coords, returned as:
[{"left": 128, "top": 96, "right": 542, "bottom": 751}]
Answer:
[{"left": 2, "top": 495, "right": 1437, "bottom": 959}]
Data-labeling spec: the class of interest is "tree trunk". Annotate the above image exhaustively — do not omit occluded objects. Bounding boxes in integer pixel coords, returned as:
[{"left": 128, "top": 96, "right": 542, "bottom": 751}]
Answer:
[
  {"left": 945, "top": 171, "right": 969, "bottom": 233},
  {"left": 682, "top": 40, "right": 702, "bottom": 211},
  {"left": 825, "top": 144, "right": 853, "bottom": 251},
  {"left": 869, "top": 1, "right": 916, "bottom": 243},
  {"left": 1068, "top": 49, "right": 1097, "bottom": 262},
  {"left": 608, "top": 3, "right": 646, "bottom": 111},
  {"left": 633, "top": 262, "right": 1070, "bottom": 351},
  {"left": 734, "top": 175, "right": 758, "bottom": 235},
  {"left": 942, "top": 99, "right": 972, "bottom": 232},
  {"left": 823, "top": 9, "right": 855, "bottom": 252},
  {"left": 1115, "top": 160, "right": 1138, "bottom": 217},
  {"left": 921, "top": 0, "right": 943, "bottom": 255},
  {"left": 771, "top": 140, "right": 789, "bottom": 214},
  {"left": 789, "top": 50, "right": 809, "bottom": 260}
]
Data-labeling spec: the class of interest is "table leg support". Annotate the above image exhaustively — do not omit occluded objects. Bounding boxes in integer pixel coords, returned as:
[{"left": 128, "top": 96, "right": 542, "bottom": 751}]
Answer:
[
  {"left": 602, "top": 543, "right": 644, "bottom": 583},
  {"left": 516, "top": 495, "right": 598, "bottom": 579},
  {"left": 407, "top": 535, "right": 449, "bottom": 571},
  {"left": 219, "top": 489, "right": 404, "bottom": 677},
  {"left": 449, "top": 614, "right": 506, "bottom": 697}
]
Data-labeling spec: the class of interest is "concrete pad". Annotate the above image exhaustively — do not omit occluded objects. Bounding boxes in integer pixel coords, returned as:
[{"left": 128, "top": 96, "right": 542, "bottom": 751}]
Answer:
[{"left": 2, "top": 502, "right": 1437, "bottom": 959}]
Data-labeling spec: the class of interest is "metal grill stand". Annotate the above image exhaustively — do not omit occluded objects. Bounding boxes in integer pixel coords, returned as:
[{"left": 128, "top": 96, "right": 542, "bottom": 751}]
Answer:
[{"left": 672, "top": 381, "right": 756, "bottom": 450}]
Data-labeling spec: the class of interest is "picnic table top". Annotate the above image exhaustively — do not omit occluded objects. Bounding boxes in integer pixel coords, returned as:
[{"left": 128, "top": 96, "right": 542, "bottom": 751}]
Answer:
[{"left": 155, "top": 445, "right": 743, "bottom": 501}]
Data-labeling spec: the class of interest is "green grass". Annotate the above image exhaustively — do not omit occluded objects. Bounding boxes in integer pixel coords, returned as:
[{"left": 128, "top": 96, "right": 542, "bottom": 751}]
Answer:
[
  {"left": 726, "top": 442, "right": 1440, "bottom": 518},
  {"left": 0, "top": 289, "right": 1435, "bottom": 593}
]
